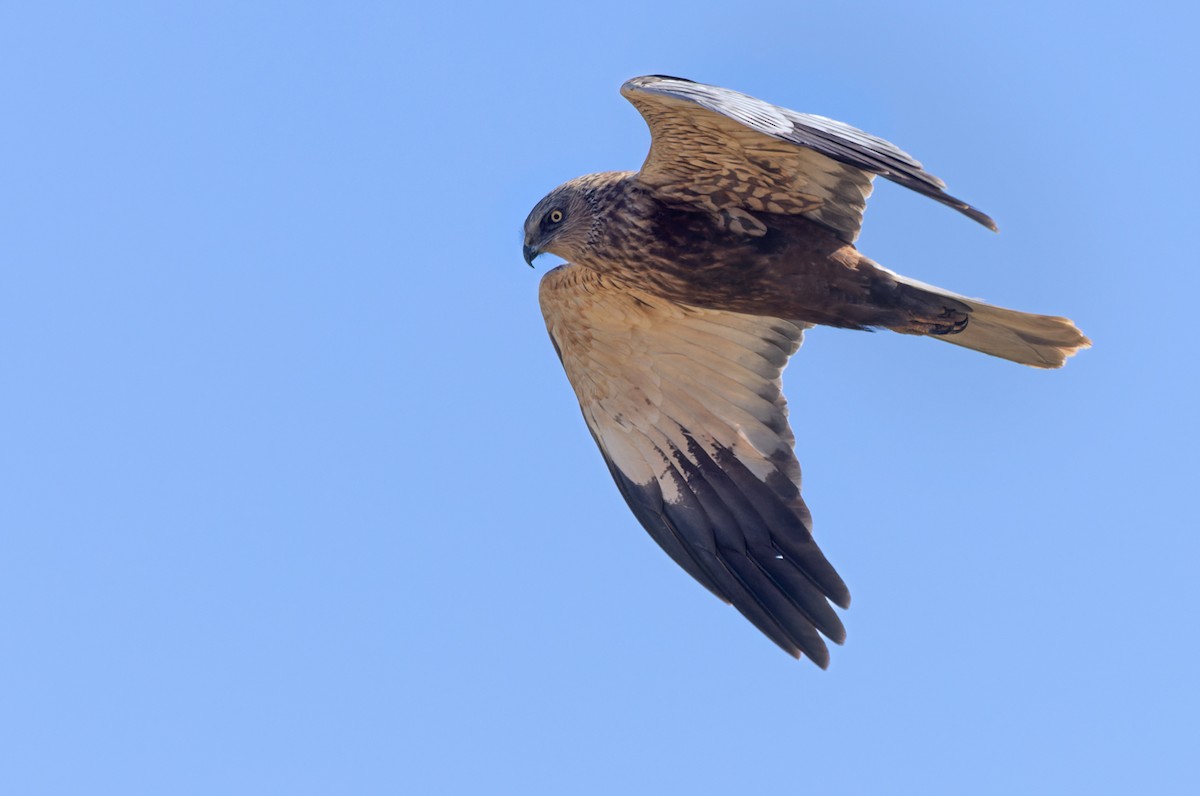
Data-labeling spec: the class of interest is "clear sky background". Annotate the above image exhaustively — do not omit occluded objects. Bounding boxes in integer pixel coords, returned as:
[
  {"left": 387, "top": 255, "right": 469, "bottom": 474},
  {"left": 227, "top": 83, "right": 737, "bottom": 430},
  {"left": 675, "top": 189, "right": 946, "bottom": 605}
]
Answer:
[{"left": 1, "top": 2, "right": 1196, "bottom": 794}]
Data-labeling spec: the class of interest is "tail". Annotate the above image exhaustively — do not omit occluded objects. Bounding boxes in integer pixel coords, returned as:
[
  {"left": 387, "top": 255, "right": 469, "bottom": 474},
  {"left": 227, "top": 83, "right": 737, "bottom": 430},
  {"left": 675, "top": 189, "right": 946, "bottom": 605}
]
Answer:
[{"left": 890, "top": 272, "right": 1091, "bottom": 369}]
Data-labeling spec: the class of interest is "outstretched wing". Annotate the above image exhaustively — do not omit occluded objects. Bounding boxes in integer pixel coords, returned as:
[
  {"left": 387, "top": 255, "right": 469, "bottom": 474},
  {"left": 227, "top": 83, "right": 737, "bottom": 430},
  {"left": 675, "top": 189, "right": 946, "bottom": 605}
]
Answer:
[
  {"left": 622, "top": 74, "right": 996, "bottom": 242},
  {"left": 539, "top": 263, "right": 849, "bottom": 666}
]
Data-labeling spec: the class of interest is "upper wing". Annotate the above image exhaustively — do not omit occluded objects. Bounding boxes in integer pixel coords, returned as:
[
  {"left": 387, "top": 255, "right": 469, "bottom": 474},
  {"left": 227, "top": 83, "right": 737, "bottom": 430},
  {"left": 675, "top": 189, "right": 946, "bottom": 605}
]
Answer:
[
  {"left": 622, "top": 74, "right": 996, "bottom": 242},
  {"left": 539, "top": 263, "right": 849, "bottom": 666}
]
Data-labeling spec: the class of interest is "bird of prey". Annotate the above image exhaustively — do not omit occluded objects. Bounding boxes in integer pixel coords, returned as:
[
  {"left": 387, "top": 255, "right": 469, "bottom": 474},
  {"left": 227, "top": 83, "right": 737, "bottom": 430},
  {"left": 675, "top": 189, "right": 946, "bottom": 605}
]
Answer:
[{"left": 523, "top": 75, "right": 1089, "bottom": 667}]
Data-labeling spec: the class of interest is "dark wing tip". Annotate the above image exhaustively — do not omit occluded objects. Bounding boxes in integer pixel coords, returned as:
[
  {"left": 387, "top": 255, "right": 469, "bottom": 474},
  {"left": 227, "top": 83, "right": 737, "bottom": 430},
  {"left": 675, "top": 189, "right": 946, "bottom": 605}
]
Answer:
[
  {"left": 970, "top": 205, "right": 1000, "bottom": 232},
  {"left": 929, "top": 189, "right": 997, "bottom": 231},
  {"left": 955, "top": 201, "right": 998, "bottom": 232}
]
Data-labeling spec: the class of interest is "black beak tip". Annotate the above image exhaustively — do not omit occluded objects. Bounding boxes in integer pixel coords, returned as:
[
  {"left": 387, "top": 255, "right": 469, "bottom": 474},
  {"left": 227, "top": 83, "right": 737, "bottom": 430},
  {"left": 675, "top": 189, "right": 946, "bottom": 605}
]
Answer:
[{"left": 523, "top": 244, "right": 539, "bottom": 268}]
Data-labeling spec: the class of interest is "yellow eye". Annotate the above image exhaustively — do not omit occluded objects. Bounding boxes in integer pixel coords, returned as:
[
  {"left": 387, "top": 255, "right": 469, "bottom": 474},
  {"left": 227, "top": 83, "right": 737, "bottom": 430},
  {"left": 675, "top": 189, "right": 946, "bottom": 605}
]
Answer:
[{"left": 549, "top": 209, "right": 563, "bottom": 223}]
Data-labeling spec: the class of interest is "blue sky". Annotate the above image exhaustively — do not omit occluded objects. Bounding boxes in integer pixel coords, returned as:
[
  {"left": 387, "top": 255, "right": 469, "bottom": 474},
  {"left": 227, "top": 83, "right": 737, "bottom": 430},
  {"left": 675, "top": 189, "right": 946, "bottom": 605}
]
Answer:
[{"left": 1, "top": 2, "right": 1196, "bottom": 793}]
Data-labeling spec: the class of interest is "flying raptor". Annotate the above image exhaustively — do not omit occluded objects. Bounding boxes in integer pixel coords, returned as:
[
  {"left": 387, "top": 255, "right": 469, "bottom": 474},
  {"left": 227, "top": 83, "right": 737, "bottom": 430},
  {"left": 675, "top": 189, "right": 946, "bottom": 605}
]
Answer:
[{"left": 524, "top": 75, "right": 1089, "bottom": 667}]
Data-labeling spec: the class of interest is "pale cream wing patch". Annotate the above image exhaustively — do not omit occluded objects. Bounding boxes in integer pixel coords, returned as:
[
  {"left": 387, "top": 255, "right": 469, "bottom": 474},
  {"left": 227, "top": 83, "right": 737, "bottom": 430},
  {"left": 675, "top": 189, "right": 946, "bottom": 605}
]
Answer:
[{"left": 539, "top": 263, "right": 849, "bottom": 666}]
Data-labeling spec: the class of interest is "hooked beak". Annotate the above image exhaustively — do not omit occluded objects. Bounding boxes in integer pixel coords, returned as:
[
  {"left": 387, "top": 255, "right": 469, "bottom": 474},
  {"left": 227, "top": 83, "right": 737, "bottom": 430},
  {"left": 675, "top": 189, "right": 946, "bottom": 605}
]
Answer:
[{"left": 523, "top": 243, "right": 540, "bottom": 268}]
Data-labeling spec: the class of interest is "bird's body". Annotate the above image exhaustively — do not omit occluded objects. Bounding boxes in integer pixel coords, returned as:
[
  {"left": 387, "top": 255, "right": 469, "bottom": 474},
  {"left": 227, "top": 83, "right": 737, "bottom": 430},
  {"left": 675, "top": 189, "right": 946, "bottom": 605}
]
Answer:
[
  {"left": 524, "top": 76, "right": 1089, "bottom": 666},
  {"left": 544, "top": 171, "right": 972, "bottom": 334}
]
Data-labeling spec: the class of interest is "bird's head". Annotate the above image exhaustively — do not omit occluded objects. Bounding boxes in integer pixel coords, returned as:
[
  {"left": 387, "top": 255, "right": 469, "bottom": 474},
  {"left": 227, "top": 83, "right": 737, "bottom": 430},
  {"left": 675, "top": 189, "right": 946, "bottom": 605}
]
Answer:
[{"left": 522, "top": 178, "right": 598, "bottom": 267}]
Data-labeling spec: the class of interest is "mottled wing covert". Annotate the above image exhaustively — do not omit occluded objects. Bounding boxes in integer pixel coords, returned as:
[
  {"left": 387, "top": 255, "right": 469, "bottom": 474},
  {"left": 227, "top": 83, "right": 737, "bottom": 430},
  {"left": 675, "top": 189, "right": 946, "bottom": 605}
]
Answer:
[
  {"left": 539, "top": 263, "right": 849, "bottom": 665},
  {"left": 622, "top": 75, "right": 996, "bottom": 242}
]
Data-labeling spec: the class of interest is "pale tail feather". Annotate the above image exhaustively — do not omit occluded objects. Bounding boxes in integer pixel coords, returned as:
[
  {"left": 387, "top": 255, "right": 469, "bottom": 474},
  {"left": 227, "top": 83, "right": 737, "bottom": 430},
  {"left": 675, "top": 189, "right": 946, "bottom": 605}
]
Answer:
[{"left": 890, "top": 271, "right": 1091, "bottom": 369}]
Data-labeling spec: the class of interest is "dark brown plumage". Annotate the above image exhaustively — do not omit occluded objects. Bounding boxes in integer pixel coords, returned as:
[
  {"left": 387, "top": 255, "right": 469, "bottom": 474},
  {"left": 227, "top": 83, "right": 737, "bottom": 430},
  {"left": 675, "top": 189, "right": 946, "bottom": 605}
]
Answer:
[{"left": 524, "top": 75, "right": 1089, "bottom": 666}]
